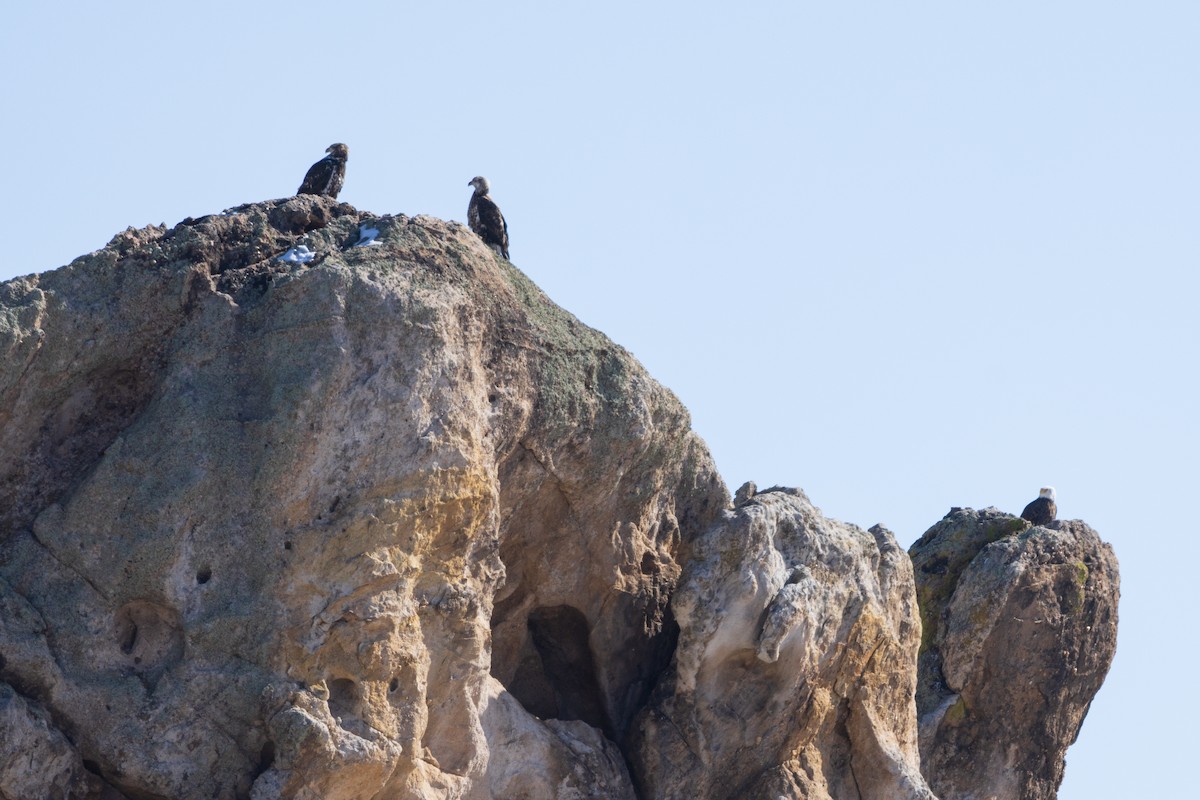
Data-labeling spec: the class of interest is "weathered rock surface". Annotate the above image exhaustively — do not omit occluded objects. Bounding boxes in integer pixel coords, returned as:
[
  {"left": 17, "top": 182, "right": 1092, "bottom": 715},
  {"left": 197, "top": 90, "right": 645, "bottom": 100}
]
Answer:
[
  {"left": 0, "top": 682, "right": 122, "bottom": 800},
  {"left": 0, "top": 197, "right": 1119, "bottom": 799},
  {"left": 910, "top": 509, "right": 1120, "bottom": 800},
  {"left": 630, "top": 488, "right": 936, "bottom": 800},
  {"left": 0, "top": 196, "right": 725, "bottom": 799}
]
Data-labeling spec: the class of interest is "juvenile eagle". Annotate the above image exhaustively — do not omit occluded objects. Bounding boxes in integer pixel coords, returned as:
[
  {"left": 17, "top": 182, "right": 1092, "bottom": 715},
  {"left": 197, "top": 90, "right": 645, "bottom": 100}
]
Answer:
[
  {"left": 467, "top": 176, "right": 509, "bottom": 259},
  {"left": 1020, "top": 487, "right": 1057, "bottom": 526},
  {"left": 297, "top": 143, "right": 349, "bottom": 199}
]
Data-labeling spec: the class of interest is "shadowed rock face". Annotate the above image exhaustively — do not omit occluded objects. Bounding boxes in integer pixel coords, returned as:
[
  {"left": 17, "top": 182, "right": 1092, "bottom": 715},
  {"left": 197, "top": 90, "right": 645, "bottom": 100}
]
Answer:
[
  {"left": 0, "top": 198, "right": 1119, "bottom": 799},
  {"left": 910, "top": 509, "right": 1120, "bottom": 800}
]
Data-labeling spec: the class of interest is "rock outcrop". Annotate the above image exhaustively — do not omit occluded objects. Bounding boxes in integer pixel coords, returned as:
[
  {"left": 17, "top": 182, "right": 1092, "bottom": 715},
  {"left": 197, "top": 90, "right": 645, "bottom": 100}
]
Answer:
[
  {"left": 630, "top": 488, "right": 936, "bottom": 800},
  {"left": 0, "top": 197, "right": 725, "bottom": 799},
  {"left": 0, "top": 196, "right": 1119, "bottom": 799},
  {"left": 910, "top": 509, "right": 1120, "bottom": 800}
]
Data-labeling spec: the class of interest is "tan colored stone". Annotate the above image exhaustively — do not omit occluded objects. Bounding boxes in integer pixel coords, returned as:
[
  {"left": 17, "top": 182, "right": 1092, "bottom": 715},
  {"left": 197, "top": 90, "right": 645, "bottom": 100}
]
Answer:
[
  {"left": 0, "top": 198, "right": 724, "bottom": 799},
  {"left": 910, "top": 509, "right": 1120, "bottom": 800},
  {"left": 629, "top": 488, "right": 937, "bottom": 800},
  {"left": 0, "top": 198, "right": 1119, "bottom": 799}
]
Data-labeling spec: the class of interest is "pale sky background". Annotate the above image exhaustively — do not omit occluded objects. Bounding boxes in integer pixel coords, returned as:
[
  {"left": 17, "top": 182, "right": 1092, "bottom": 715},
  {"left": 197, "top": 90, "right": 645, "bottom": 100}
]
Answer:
[{"left": 2, "top": 2, "right": 1195, "bottom": 797}]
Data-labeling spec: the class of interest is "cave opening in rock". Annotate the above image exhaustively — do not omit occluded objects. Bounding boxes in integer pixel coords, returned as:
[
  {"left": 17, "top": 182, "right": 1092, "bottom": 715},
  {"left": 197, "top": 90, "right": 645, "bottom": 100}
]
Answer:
[
  {"left": 511, "top": 605, "right": 614, "bottom": 738},
  {"left": 327, "top": 678, "right": 358, "bottom": 720}
]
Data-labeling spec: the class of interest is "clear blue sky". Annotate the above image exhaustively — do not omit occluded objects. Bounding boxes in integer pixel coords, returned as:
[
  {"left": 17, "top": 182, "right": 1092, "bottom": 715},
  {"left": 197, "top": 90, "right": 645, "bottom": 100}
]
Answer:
[{"left": 3, "top": 3, "right": 1195, "bottom": 796}]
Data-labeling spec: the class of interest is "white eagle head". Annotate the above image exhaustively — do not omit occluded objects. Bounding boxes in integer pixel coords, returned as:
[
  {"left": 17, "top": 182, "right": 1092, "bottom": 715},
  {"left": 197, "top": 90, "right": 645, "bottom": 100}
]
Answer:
[
  {"left": 327, "top": 143, "right": 349, "bottom": 159},
  {"left": 468, "top": 176, "right": 490, "bottom": 195},
  {"left": 1039, "top": 486, "right": 1057, "bottom": 501}
]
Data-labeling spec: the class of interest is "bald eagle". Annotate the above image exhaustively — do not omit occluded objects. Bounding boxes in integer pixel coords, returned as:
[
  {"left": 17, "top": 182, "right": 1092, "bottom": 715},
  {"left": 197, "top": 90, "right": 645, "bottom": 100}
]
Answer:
[
  {"left": 297, "top": 143, "right": 349, "bottom": 199},
  {"left": 1020, "top": 487, "right": 1057, "bottom": 525},
  {"left": 467, "top": 176, "right": 509, "bottom": 259}
]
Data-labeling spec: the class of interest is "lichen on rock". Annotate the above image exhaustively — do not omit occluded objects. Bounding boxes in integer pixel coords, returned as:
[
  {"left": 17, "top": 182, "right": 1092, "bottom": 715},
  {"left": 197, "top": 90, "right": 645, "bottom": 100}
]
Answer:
[
  {"left": 0, "top": 197, "right": 725, "bottom": 799},
  {"left": 910, "top": 508, "right": 1120, "bottom": 800},
  {"left": 0, "top": 197, "right": 1120, "bottom": 799}
]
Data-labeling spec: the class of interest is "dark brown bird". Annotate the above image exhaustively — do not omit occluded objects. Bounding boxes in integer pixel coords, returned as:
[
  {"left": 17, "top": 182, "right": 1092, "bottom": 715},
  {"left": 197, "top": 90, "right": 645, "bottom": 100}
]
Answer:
[
  {"left": 467, "top": 176, "right": 509, "bottom": 259},
  {"left": 1020, "top": 486, "right": 1057, "bottom": 526},
  {"left": 297, "top": 143, "right": 349, "bottom": 199}
]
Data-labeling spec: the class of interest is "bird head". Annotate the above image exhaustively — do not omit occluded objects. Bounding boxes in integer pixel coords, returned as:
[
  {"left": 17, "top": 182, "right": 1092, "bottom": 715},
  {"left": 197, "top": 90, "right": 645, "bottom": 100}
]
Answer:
[
  {"left": 468, "top": 176, "right": 490, "bottom": 195},
  {"left": 1039, "top": 486, "right": 1057, "bottom": 501},
  {"left": 327, "top": 143, "right": 349, "bottom": 158}
]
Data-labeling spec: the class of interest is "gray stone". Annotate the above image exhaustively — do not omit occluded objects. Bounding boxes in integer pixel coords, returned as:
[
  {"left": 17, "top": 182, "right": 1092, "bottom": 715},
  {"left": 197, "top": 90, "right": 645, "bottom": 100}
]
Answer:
[{"left": 0, "top": 682, "right": 122, "bottom": 800}]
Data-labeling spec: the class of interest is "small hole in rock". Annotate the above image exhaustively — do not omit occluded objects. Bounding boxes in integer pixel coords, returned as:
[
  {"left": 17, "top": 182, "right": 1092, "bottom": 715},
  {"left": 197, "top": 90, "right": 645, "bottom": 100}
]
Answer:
[
  {"left": 114, "top": 600, "right": 184, "bottom": 677},
  {"left": 388, "top": 677, "right": 399, "bottom": 693},
  {"left": 488, "top": 393, "right": 498, "bottom": 403},
  {"left": 120, "top": 623, "right": 138, "bottom": 655},
  {"left": 82, "top": 760, "right": 102, "bottom": 776},
  {"left": 328, "top": 678, "right": 357, "bottom": 718},
  {"left": 284, "top": 541, "right": 293, "bottom": 551},
  {"left": 196, "top": 567, "right": 212, "bottom": 584}
]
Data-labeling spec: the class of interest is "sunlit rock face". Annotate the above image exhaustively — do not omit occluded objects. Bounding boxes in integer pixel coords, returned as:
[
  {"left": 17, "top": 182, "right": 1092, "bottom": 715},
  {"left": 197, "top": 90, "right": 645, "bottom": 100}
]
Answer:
[
  {"left": 910, "top": 508, "right": 1120, "bottom": 800},
  {"left": 629, "top": 487, "right": 937, "bottom": 800},
  {"left": 0, "top": 197, "right": 1118, "bottom": 799},
  {"left": 0, "top": 197, "right": 725, "bottom": 799}
]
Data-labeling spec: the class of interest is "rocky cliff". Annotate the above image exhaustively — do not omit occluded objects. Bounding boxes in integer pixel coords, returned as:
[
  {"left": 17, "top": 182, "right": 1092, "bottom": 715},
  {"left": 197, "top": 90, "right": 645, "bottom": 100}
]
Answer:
[{"left": 0, "top": 197, "right": 1118, "bottom": 800}]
